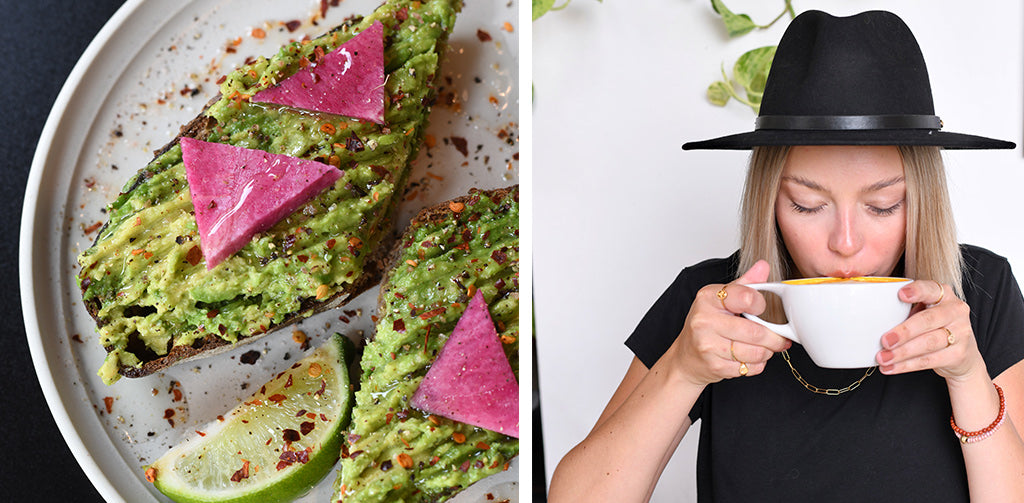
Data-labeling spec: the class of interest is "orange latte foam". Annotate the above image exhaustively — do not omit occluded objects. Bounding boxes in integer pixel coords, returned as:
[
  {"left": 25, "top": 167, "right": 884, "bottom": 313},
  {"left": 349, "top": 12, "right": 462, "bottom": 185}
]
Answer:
[{"left": 782, "top": 276, "right": 909, "bottom": 285}]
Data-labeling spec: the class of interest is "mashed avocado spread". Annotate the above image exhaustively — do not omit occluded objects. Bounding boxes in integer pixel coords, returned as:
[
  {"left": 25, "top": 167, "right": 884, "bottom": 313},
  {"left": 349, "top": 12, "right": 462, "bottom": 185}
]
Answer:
[
  {"left": 336, "top": 187, "right": 519, "bottom": 502},
  {"left": 77, "top": 0, "right": 461, "bottom": 384}
]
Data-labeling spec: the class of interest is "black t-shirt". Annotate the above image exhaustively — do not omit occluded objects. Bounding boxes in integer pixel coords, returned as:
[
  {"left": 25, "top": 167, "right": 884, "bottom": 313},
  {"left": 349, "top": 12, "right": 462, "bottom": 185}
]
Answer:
[{"left": 625, "top": 244, "right": 1024, "bottom": 502}]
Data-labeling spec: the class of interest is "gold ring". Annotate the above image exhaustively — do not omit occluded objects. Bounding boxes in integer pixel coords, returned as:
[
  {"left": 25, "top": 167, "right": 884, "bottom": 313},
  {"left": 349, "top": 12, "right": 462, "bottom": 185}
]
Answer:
[
  {"left": 730, "top": 341, "right": 739, "bottom": 362},
  {"left": 944, "top": 327, "right": 955, "bottom": 347},
  {"left": 739, "top": 362, "right": 749, "bottom": 376},
  {"left": 716, "top": 286, "right": 728, "bottom": 309},
  {"left": 934, "top": 283, "right": 945, "bottom": 306}
]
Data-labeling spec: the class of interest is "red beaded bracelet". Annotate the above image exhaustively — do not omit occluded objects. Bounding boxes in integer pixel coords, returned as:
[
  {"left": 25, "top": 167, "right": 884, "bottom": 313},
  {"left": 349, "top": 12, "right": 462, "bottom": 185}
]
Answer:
[{"left": 950, "top": 383, "right": 1005, "bottom": 444}]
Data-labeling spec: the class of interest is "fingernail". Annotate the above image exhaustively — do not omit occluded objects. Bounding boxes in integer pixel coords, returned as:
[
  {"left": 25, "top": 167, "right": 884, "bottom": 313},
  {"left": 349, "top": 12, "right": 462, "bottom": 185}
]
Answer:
[
  {"left": 880, "top": 364, "right": 895, "bottom": 374},
  {"left": 882, "top": 333, "right": 898, "bottom": 349}
]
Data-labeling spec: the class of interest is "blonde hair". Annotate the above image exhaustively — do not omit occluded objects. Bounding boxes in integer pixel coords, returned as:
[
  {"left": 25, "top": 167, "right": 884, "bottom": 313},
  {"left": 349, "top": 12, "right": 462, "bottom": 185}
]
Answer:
[{"left": 737, "top": 145, "right": 963, "bottom": 321}]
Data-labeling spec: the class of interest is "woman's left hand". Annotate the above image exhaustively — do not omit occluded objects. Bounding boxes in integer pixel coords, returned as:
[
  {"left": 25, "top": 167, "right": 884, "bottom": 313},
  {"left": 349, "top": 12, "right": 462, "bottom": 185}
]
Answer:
[{"left": 876, "top": 280, "right": 985, "bottom": 382}]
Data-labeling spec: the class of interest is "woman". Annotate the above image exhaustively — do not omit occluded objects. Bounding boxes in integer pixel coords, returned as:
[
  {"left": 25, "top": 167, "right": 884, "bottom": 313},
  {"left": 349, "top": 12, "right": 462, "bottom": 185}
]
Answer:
[{"left": 547, "top": 10, "right": 1024, "bottom": 502}]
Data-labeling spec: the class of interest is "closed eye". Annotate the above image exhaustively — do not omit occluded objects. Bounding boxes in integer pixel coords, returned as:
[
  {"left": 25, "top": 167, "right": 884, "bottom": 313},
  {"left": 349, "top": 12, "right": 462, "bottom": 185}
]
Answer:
[
  {"left": 790, "top": 201, "right": 824, "bottom": 214},
  {"left": 869, "top": 200, "right": 903, "bottom": 216}
]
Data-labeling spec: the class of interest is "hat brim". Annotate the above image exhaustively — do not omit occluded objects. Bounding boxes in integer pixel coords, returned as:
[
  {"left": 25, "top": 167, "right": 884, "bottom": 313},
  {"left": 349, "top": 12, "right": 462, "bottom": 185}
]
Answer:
[{"left": 681, "top": 129, "right": 1015, "bottom": 150}]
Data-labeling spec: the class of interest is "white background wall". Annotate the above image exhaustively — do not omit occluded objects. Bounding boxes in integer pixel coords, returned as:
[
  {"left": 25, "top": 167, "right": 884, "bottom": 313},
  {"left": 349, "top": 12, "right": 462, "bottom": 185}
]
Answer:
[{"left": 533, "top": 1, "right": 1024, "bottom": 500}]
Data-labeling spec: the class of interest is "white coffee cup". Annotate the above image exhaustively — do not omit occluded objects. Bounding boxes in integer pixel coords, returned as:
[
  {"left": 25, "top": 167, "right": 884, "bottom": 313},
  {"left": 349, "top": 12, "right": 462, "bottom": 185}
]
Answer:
[{"left": 741, "top": 277, "right": 913, "bottom": 368}]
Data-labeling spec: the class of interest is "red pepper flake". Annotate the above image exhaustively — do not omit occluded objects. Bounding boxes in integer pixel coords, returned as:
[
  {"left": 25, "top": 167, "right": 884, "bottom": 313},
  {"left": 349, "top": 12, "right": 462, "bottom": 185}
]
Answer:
[
  {"left": 231, "top": 460, "right": 251, "bottom": 482},
  {"left": 285, "top": 20, "right": 301, "bottom": 32},
  {"left": 476, "top": 441, "right": 490, "bottom": 450},
  {"left": 448, "top": 201, "right": 465, "bottom": 213},
  {"left": 476, "top": 29, "right": 492, "bottom": 42},
  {"left": 419, "top": 307, "right": 446, "bottom": 320},
  {"left": 503, "top": 21, "right": 514, "bottom": 32},
  {"left": 71, "top": 334, "right": 84, "bottom": 343},
  {"left": 103, "top": 397, "right": 114, "bottom": 414},
  {"left": 297, "top": 254, "right": 309, "bottom": 263},
  {"left": 491, "top": 249, "right": 508, "bottom": 265},
  {"left": 300, "top": 421, "right": 315, "bottom": 436},
  {"left": 285, "top": 374, "right": 294, "bottom": 389},
  {"left": 449, "top": 136, "right": 469, "bottom": 157},
  {"left": 83, "top": 221, "right": 103, "bottom": 234},
  {"left": 429, "top": 455, "right": 440, "bottom": 466},
  {"left": 206, "top": 309, "right": 219, "bottom": 319},
  {"left": 163, "top": 409, "right": 175, "bottom": 419},
  {"left": 452, "top": 432, "right": 466, "bottom": 444},
  {"left": 320, "top": 123, "right": 336, "bottom": 135},
  {"left": 185, "top": 245, "right": 203, "bottom": 266},
  {"left": 326, "top": 238, "right": 336, "bottom": 249},
  {"left": 396, "top": 453, "right": 414, "bottom": 469},
  {"left": 172, "top": 388, "right": 183, "bottom": 402},
  {"left": 144, "top": 467, "right": 157, "bottom": 483},
  {"left": 283, "top": 429, "right": 300, "bottom": 443},
  {"left": 308, "top": 363, "right": 323, "bottom": 378},
  {"left": 386, "top": 412, "right": 394, "bottom": 424},
  {"left": 295, "top": 409, "right": 307, "bottom": 417},
  {"left": 314, "top": 379, "right": 327, "bottom": 397},
  {"left": 196, "top": 430, "right": 207, "bottom": 437},
  {"left": 393, "top": 319, "right": 406, "bottom": 333},
  {"left": 268, "top": 393, "right": 287, "bottom": 404},
  {"left": 251, "top": 27, "right": 266, "bottom": 39},
  {"left": 460, "top": 460, "right": 471, "bottom": 472}
]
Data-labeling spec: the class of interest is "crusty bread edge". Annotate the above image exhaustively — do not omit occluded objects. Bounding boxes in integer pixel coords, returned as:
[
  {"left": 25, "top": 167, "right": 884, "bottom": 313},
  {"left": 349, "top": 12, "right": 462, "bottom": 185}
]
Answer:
[{"left": 374, "top": 185, "right": 519, "bottom": 318}]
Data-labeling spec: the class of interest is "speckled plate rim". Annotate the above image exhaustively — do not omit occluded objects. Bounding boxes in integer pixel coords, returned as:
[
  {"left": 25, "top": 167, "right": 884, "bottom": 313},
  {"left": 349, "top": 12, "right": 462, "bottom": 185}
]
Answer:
[
  {"left": 20, "top": 0, "right": 520, "bottom": 501},
  {"left": 22, "top": 3, "right": 168, "bottom": 500}
]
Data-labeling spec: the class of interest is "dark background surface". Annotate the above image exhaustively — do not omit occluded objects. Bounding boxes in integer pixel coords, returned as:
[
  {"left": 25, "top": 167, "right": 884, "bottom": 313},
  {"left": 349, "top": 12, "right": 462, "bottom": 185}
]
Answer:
[{"left": 3, "top": 0, "right": 124, "bottom": 500}]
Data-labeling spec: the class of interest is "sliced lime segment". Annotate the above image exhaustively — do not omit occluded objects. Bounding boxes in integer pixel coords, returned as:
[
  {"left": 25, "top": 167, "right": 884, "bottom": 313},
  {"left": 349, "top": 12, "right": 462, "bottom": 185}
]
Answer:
[{"left": 149, "top": 334, "right": 355, "bottom": 503}]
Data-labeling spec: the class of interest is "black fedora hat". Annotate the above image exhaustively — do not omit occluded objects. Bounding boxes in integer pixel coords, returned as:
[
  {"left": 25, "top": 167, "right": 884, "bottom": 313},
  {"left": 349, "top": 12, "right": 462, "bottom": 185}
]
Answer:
[{"left": 682, "top": 10, "right": 1015, "bottom": 150}]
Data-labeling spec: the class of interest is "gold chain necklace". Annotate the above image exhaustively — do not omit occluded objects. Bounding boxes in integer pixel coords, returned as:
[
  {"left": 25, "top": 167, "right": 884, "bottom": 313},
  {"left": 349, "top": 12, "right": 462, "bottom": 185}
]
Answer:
[{"left": 781, "top": 350, "right": 876, "bottom": 396}]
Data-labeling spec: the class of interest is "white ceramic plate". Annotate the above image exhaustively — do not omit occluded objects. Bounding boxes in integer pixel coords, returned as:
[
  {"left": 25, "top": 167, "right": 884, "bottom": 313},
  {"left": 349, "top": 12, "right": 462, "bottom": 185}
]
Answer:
[{"left": 20, "top": 0, "right": 519, "bottom": 501}]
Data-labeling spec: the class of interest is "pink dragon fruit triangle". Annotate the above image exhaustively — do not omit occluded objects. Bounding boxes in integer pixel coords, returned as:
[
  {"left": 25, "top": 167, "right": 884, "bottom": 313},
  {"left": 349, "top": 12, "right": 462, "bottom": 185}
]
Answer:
[
  {"left": 181, "top": 137, "right": 342, "bottom": 270},
  {"left": 253, "top": 21, "right": 385, "bottom": 124},
  {"left": 411, "top": 290, "right": 519, "bottom": 438}
]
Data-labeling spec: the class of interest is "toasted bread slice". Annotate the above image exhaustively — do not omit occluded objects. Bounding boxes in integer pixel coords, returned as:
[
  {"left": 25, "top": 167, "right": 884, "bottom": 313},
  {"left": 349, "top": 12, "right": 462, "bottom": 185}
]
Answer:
[
  {"left": 335, "top": 185, "right": 519, "bottom": 503},
  {"left": 76, "top": 0, "right": 461, "bottom": 384}
]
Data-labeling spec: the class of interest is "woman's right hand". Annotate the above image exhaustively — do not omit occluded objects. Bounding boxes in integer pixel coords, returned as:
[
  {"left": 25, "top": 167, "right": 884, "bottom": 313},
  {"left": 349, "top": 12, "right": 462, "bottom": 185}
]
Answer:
[{"left": 666, "top": 259, "right": 792, "bottom": 386}]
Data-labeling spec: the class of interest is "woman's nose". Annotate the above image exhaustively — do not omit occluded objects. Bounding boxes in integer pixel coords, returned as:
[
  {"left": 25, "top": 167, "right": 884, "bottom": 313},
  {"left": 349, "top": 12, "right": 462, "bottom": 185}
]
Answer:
[{"left": 828, "top": 209, "right": 863, "bottom": 256}]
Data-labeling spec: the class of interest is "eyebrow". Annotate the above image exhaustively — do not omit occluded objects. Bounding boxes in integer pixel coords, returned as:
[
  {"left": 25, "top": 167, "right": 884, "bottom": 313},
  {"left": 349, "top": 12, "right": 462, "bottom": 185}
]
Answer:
[{"left": 781, "top": 175, "right": 905, "bottom": 193}]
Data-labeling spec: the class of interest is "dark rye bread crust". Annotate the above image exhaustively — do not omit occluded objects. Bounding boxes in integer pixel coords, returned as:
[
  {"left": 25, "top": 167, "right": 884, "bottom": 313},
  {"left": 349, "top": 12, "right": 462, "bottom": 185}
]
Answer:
[
  {"left": 82, "top": 103, "right": 398, "bottom": 379},
  {"left": 375, "top": 185, "right": 518, "bottom": 317}
]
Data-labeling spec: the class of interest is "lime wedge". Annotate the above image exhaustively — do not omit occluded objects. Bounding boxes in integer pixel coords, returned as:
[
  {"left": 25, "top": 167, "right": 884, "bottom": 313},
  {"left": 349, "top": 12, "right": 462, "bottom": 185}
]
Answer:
[{"left": 148, "top": 334, "right": 355, "bottom": 503}]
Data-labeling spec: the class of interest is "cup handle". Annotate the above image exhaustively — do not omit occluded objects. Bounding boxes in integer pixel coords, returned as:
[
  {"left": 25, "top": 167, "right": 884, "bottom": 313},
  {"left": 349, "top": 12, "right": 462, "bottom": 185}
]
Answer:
[{"left": 740, "top": 283, "right": 800, "bottom": 344}]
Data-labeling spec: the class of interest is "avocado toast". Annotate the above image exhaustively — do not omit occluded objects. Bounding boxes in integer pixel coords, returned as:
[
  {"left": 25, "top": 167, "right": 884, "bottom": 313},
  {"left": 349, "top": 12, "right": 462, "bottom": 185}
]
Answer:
[
  {"left": 335, "top": 185, "right": 519, "bottom": 502},
  {"left": 76, "top": 0, "right": 462, "bottom": 384}
]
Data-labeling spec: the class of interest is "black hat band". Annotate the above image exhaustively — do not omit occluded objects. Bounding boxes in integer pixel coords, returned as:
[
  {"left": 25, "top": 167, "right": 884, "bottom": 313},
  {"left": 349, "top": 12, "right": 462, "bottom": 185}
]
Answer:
[{"left": 755, "top": 114, "right": 942, "bottom": 131}]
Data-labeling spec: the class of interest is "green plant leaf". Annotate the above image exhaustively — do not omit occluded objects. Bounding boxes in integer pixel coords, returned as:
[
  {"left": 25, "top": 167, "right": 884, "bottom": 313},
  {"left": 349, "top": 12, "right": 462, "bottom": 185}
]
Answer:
[
  {"left": 733, "top": 45, "right": 776, "bottom": 113},
  {"left": 533, "top": 0, "right": 557, "bottom": 20},
  {"left": 710, "top": 0, "right": 757, "bottom": 37},
  {"left": 707, "top": 81, "right": 732, "bottom": 107}
]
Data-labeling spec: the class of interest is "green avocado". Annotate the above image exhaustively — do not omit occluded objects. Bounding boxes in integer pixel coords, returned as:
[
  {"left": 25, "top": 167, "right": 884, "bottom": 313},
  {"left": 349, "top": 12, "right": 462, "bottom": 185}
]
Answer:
[
  {"left": 336, "top": 186, "right": 519, "bottom": 503},
  {"left": 78, "top": 0, "right": 461, "bottom": 385}
]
